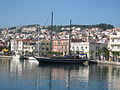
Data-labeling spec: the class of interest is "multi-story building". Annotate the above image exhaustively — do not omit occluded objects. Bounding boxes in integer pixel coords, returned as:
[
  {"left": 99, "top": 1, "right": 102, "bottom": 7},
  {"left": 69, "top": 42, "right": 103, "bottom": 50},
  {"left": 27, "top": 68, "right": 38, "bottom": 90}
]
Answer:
[
  {"left": 11, "top": 39, "right": 18, "bottom": 53},
  {"left": 36, "top": 39, "right": 50, "bottom": 56},
  {"left": 109, "top": 32, "right": 120, "bottom": 61},
  {"left": 17, "top": 39, "right": 36, "bottom": 54},
  {"left": 11, "top": 39, "right": 36, "bottom": 54},
  {"left": 52, "top": 39, "right": 69, "bottom": 55},
  {"left": 109, "top": 32, "right": 120, "bottom": 52},
  {"left": 71, "top": 40, "right": 107, "bottom": 60}
]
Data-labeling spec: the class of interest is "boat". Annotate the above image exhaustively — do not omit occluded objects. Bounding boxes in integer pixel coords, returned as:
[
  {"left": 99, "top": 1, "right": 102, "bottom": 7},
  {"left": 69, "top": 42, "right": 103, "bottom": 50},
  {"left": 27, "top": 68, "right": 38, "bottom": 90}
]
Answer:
[
  {"left": 35, "top": 12, "right": 89, "bottom": 65},
  {"left": 28, "top": 56, "right": 36, "bottom": 60},
  {"left": 12, "top": 54, "right": 24, "bottom": 59},
  {"left": 35, "top": 56, "right": 88, "bottom": 65},
  {"left": 27, "top": 56, "right": 39, "bottom": 63},
  {"left": 12, "top": 54, "right": 28, "bottom": 60}
]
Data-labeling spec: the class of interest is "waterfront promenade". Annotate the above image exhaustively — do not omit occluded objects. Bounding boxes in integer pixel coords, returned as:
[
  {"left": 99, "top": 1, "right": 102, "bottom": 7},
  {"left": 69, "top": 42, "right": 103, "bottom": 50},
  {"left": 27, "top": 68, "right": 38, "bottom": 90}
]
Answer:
[
  {"left": 91, "top": 60, "right": 120, "bottom": 66},
  {"left": 0, "top": 55, "right": 12, "bottom": 58},
  {"left": 0, "top": 55, "right": 120, "bottom": 66}
]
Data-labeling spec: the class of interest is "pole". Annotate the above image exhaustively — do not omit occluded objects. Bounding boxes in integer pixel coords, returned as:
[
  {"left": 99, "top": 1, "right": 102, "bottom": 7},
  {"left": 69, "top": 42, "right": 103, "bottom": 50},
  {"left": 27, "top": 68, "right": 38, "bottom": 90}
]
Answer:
[
  {"left": 68, "top": 19, "right": 72, "bottom": 55},
  {"left": 50, "top": 11, "right": 53, "bottom": 53}
]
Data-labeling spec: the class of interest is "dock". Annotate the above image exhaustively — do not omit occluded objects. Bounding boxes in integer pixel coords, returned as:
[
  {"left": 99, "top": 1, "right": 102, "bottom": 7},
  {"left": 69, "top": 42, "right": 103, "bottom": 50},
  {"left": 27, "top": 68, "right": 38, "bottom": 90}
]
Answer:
[
  {"left": 90, "top": 60, "right": 120, "bottom": 66},
  {"left": 0, "top": 55, "right": 12, "bottom": 58}
]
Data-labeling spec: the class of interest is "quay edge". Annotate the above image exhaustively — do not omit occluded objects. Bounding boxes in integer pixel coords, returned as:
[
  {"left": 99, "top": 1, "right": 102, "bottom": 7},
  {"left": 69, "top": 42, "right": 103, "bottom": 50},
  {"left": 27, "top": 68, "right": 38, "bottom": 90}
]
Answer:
[{"left": 90, "top": 60, "right": 120, "bottom": 66}]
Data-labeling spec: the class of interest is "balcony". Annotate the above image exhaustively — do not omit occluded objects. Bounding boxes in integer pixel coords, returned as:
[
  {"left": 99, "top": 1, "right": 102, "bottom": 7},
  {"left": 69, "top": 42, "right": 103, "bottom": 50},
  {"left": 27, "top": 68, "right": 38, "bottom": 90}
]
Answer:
[
  {"left": 111, "top": 48, "right": 120, "bottom": 51},
  {"left": 110, "top": 42, "right": 120, "bottom": 45}
]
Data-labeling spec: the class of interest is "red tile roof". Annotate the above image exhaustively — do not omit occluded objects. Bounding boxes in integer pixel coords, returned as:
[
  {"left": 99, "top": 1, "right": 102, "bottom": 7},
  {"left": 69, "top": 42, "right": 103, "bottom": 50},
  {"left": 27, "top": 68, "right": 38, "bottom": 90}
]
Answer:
[{"left": 17, "top": 39, "right": 36, "bottom": 42}]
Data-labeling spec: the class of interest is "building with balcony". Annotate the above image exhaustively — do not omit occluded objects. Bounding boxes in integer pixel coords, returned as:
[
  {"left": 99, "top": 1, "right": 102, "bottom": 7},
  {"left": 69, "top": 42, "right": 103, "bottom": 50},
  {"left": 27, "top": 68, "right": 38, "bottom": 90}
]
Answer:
[
  {"left": 36, "top": 39, "right": 50, "bottom": 56},
  {"left": 52, "top": 39, "right": 69, "bottom": 56},
  {"left": 108, "top": 32, "right": 120, "bottom": 61},
  {"left": 71, "top": 40, "right": 107, "bottom": 60},
  {"left": 109, "top": 32, "right": 120, "bottom": 52},
  {"left": 11, "top": 39, "right": 36, "bottom": 54}
]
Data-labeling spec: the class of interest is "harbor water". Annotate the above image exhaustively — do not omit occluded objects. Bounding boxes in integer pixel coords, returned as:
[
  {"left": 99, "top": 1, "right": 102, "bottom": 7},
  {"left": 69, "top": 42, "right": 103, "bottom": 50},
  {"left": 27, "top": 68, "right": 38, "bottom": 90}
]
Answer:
[{"left": 0, "top": 58, "right": 120, "bottom": 90}]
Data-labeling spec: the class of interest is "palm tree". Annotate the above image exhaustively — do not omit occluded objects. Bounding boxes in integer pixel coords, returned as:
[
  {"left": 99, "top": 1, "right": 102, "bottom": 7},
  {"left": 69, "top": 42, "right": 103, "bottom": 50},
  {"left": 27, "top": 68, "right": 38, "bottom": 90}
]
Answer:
[
  {"left": 89, "top": 50, "right": 94, "bottom": 60},
  {"left": 111, "top": 51, "right": 120, "bottom": 62},
  {"left": 98, "top": 47, "right": 110, "bottom": 61},
  {"left": 102, "top": 47, "right": 110, "bottom": 61},
  {"left": 98, "top": 49, "right": 102, "bottom": 61}
]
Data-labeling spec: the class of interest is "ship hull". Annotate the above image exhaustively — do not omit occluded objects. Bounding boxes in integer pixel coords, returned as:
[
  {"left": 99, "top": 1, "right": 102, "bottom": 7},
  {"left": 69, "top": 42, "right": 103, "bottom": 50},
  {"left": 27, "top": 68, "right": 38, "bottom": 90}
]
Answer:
[{"left": 35, "top": 57, "right": 89, "bottom": 65}]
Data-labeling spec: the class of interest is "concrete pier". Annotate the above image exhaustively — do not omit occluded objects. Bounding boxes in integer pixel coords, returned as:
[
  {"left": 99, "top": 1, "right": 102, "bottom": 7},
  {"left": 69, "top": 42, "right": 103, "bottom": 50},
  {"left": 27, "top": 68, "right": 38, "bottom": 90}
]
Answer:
[{"left": 91, "top": 60, "right": 120, "bottom": 66}]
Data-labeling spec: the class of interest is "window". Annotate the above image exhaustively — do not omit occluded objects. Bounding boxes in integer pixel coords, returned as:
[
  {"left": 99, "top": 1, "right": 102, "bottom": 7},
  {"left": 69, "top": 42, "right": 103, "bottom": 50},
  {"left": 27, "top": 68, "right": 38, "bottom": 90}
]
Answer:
[
  {"left": 42, "top": 43, "right": 45, "bottom": 45},
  {"left": 112, "top": 39, "right": 114, "bottom": 42},
  {"left": 117, "top": 46, "right": 120, "bottom": 49},
  {"left": 65, "top": 47, "right": 67, "bottom": 50},
  {"left": 112, "top": 46, "right": 114, "bottom": 49},
  {"left": 95, "top": 52, "right": 98, "bottom": 57},
  {"left": 96, "top": 47, "right": 97, "bottom": 50},
  {"left": 46, "top": 48, "right": 49, "bottom": 51},
  {"left": 62, "top": 47, "right": 63, "bottom": 50},
  {"left": 96, "top": 47, "right": 99, "bottom": 50},
  {"left": 72, "top": 47, "right": 74, "bottom": 50},
  {"left": 98, "top": 47, "right": 99, "bottom": 50},
  {"left": 81, "top": 46, "right": 83, "bottom": 49}
]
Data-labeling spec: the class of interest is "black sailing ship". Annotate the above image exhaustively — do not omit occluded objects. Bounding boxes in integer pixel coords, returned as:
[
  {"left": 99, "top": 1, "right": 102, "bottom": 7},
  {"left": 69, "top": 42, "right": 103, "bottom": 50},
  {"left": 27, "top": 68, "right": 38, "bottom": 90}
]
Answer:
[{"left": 35, "top": 12, "right": 89, "bottom": 65}]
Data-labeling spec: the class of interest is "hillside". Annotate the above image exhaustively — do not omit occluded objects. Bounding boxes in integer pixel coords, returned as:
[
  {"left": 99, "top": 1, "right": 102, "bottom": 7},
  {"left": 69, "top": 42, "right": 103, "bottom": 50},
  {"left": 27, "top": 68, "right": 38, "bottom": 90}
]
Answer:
[{"left": 0, "top": 23, "right": 114, "bottom": 33}]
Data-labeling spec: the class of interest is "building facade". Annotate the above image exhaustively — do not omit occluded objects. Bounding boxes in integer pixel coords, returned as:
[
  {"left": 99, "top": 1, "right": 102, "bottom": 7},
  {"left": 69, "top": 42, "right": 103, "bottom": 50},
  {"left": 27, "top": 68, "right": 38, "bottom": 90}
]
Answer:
[
  {"left": 109, "top": 32, "right": 120, "bottom": 61},
  {"left": 36, "top": 39, "right": 50, "bottom": 56},
  {"left": 52, "top": 39, "right": 69, "bottom": 56},
  {"left": 109, "top": 32, "right": 120, "bottom": 52},
  {"left": 11, "top": 39, "right": 36, "bottom": 55},
  {"left": 71, "top": 41, "right": 106, "bottom": 60}
]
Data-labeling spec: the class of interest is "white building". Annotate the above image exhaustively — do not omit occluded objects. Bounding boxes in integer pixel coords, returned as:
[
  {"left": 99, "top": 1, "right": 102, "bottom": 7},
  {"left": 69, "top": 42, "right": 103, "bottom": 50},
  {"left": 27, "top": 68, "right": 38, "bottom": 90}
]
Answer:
[
  {"left": 35, "top": 39, "right": 50, "bottom": 56},
  {"left": 108, "top": 32, "right": 120, "bottom": 61},
  {"left": 11, "top": 39, "right": 18, "bottom": 53},
  {"left": 71, "top": 41, "right": 106, "bottom": 60},
  {"left": 109, "top": 32, "right": 120, "bottom": 52},
  {"left": 11, "top": 39, "right": 36, "bottom": 54}
]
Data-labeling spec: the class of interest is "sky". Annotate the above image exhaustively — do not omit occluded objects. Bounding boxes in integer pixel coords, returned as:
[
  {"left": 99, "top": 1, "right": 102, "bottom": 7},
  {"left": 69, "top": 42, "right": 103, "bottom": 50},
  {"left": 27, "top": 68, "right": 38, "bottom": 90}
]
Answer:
[{"left": 0, "top": 0, "right": 120, "bottom": 28}]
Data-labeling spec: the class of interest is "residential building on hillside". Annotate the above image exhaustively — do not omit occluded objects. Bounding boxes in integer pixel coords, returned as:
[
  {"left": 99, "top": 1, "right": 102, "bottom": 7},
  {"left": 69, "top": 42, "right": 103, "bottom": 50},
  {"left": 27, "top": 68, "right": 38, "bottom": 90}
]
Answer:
[
  {"left": 108, "top": 32, "right": 120, "bottom": 61},
  {"left": 52, "top": 39, "right": 69, "bottom": 55},
  {"left": 71, "top": 40, "right": 107, "bottom": 60},
  {"left": 1, "top": 29, "right": 9, "bottom": 35},
  {"left": 109, "top": 32, "right": 120, "bottom": 51},
  {"left": 11, "top": 39, "right": 18, "bottom": 53},
  {"left": 36, "top": 39, "right": 50, "bottom": 56},
  {"left": 11, "top": 39, "right": 36, "bottom": 55}
]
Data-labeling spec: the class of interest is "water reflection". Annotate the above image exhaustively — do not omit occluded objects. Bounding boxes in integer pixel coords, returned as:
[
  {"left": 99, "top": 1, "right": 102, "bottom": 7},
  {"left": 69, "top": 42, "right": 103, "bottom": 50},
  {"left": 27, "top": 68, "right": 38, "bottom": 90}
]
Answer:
[{"left": 0, "top": 58, "right": 120, "bottom": 90}]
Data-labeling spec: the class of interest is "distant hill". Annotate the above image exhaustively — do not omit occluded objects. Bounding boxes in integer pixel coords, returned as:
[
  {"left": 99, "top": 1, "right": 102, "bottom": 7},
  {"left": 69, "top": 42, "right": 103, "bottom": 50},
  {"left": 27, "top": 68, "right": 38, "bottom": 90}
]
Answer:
[
  {"left": 46, "top": 23, "right": 114, "bottom": 32},
  {"left": 0, "top": 23, "right": 114, "bottom": 33}
]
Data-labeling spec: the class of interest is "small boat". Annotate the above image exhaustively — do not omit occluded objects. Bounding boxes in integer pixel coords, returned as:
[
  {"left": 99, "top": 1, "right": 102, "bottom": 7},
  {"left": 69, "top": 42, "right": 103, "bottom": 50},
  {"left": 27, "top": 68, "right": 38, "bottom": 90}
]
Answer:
[
  {"left": 12, "top": 55, "right": 28, "bottom": 60},
  {"left": 28, "top": 56, "right": 35, "bottom": 60},
  {"left": 12, "top": 55, "right": 24, "bottom": 59},
  {"left": 27, "top": 56, "right": 39, "bottom": 63},
  {"left": 28, "top": 56, "right": 36, "bottom": 60}
]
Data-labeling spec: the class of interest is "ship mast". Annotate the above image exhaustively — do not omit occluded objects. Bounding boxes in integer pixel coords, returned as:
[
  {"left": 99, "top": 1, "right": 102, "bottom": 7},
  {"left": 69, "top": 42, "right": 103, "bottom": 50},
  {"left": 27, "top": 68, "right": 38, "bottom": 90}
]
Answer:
[
  {"left": 50, "top": 11, "right": 53, "bottom": 52},
  {"left": 68, "top": 19, "right": 72, "bottom": 55}
]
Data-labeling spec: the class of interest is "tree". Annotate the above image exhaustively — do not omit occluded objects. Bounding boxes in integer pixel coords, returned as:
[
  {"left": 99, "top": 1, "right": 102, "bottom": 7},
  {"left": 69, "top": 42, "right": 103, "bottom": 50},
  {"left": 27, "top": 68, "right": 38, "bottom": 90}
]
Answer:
[
  {"left": 102, "top": 47, "right": 110, "bottom": 61},
  {"left": 111, "top": 51, "right": 120, "bottom": 62},
  {"left": 98, "top": 47, "right": 110, "bottom": 61},
  {"left": 89, "top": 50, "right": 94, "bottom": 60},
  {"left": 98, "top": 49, "right": 102, "bottom": 60}
]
